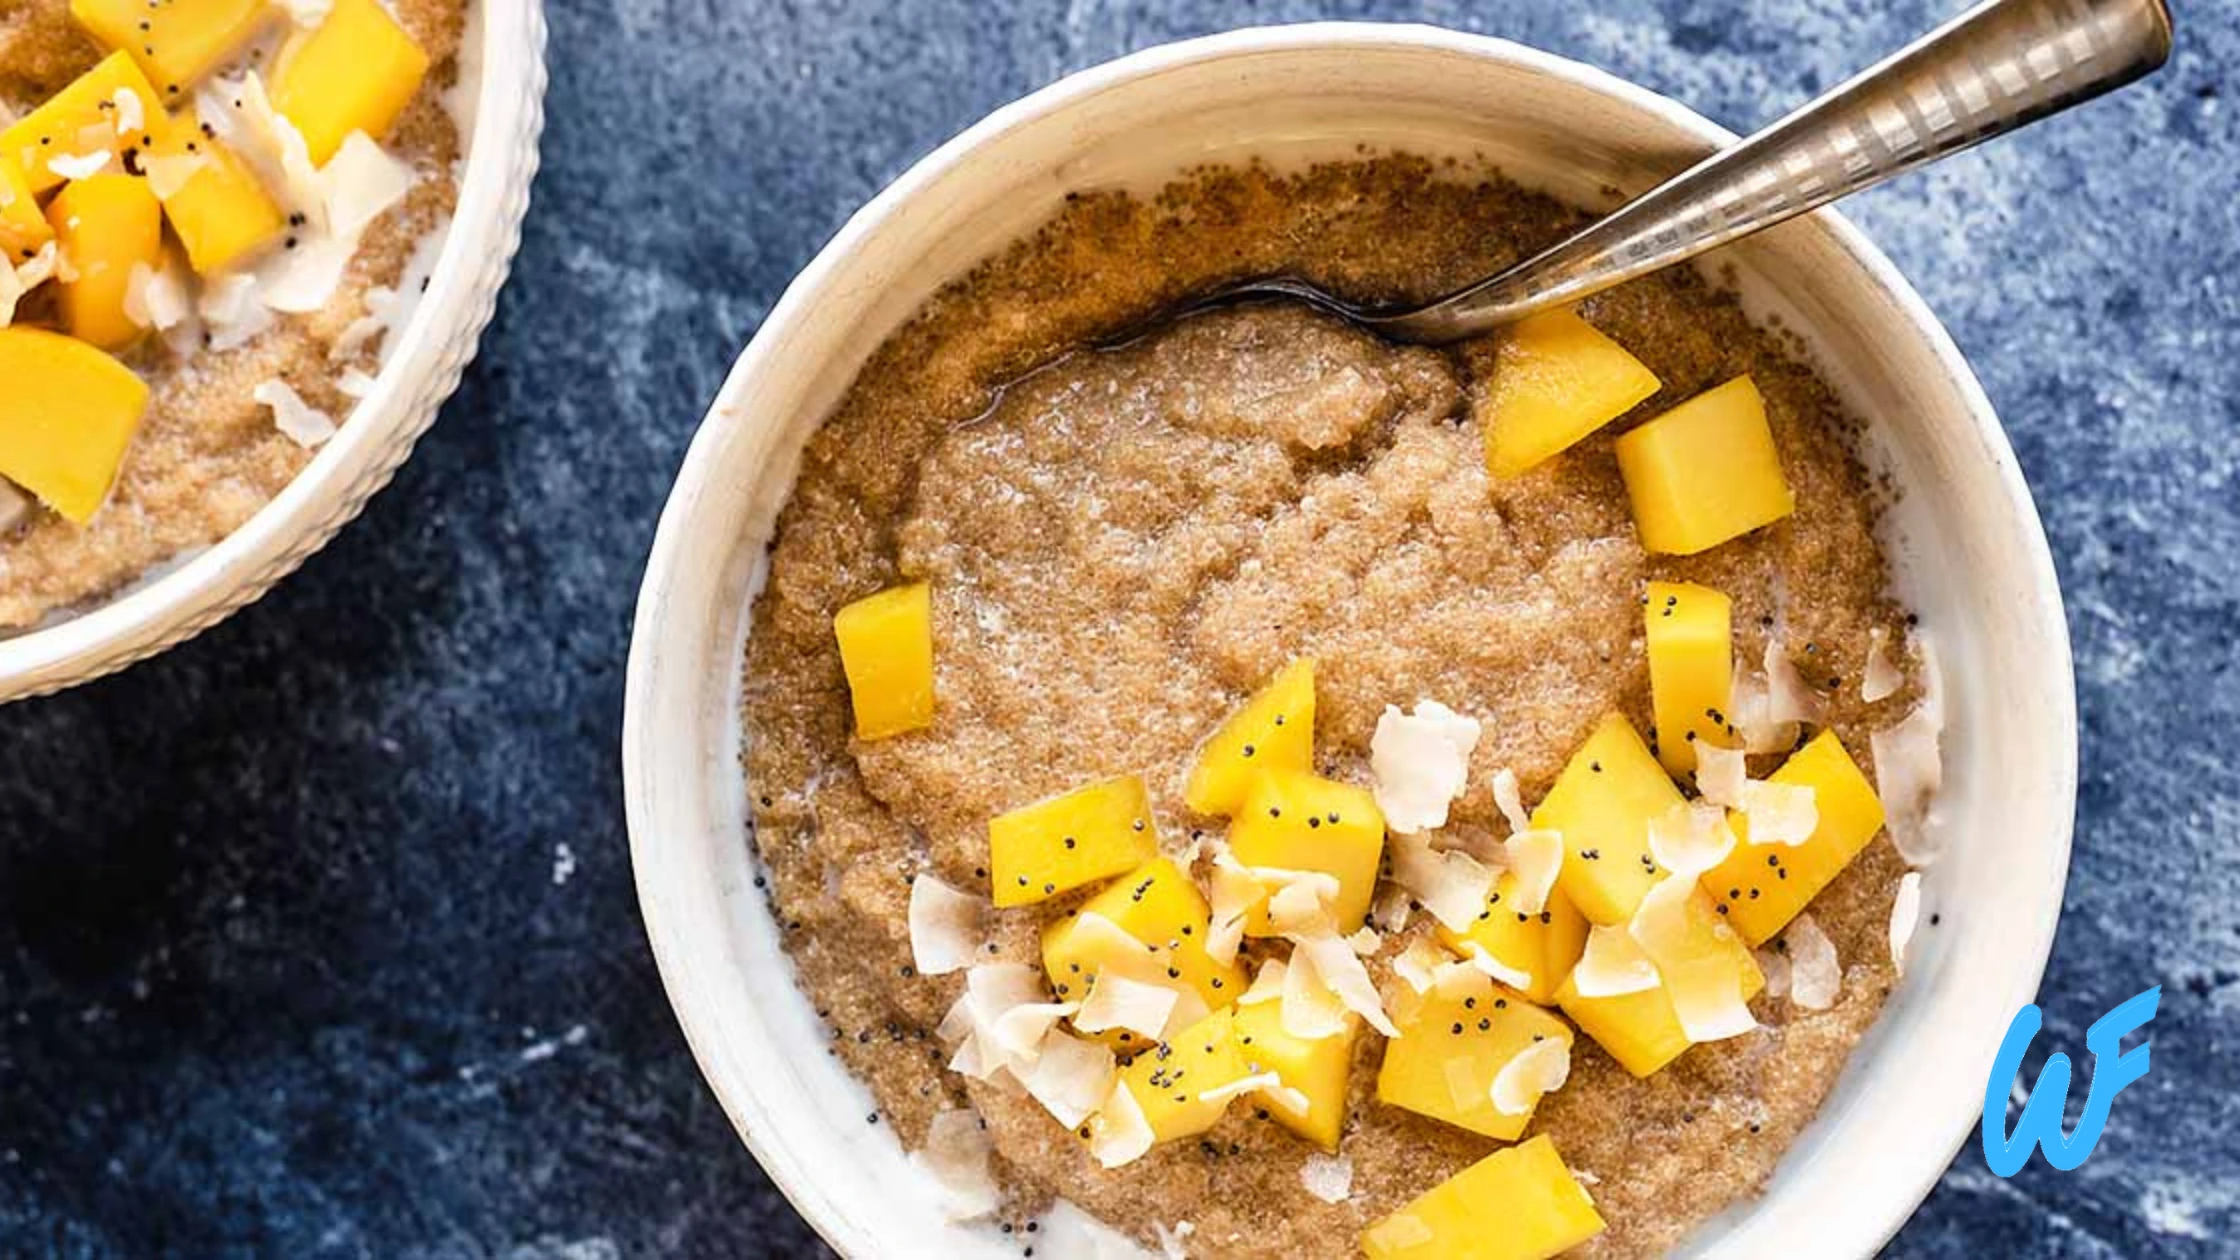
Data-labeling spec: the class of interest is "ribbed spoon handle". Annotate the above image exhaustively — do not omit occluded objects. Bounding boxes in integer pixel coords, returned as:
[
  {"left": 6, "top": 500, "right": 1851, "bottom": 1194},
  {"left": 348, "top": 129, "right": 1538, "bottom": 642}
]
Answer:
[{"left": 1381, "top": 0, "right": 2173, "bottom": 343}]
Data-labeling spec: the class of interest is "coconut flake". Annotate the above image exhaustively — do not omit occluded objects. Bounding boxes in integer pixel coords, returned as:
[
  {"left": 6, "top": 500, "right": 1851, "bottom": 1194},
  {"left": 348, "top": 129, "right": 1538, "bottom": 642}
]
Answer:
[
  {"left": 1863, "top": 627, "right": 1904, "bottom": 702},
  {"left": 1630, "top": 875, "right": 1756, "bottom": 1043},
  {"left": 1279, "top": 941, "right": 1355, "bottom": 1040},
  {"left": 1388, "top": 831, "right": 1496, "bottom": 933},
  {"left": 1195, "top": 1070, "right": 1285, "bottom": 1108},
  {"left": 1694, "top": 743, "right": 1748, "bottom": 808},
  {"left": 1739, "top": 780, "right": 1818, "bottom": 847},
  {"left": 1150, "top": 1221, "right": 1193, "bottom": 1260},
  {"left": 254, "top": 379, "right": 338, "bottom": 449},
  {"left": 256, "top": 232, "right": 356, "bottom": 313},
  {"left": 1299, "top": 1153, "right": 1354, "bottom": 1204},
  {"left": 1766, "top": 638, "right": 1829, "bottom": 728},
  {"left": 46, "top": 150, "right": 113, "bottom": 181},
  {"left": 1073, "top": 973, "right": 1181, "bottom": 1041},
  {"left": 1023, "top": 1031, "right": 1117, "bottom": 1129},
  {"left": 1203, "top": 851, "right": 1266, "bottom": 966},
  {"left": 1039, "top": 1198, "right": 1157, "bottom": 1258},
  {"left": 1783, "top": 913, "right": 1841, "bottom": 1011},
  {"left": 124, "top": 258, "right": 192, "bottom": 332},
  {"left": 913, "top": 1109, "right": 1000, "bottom": 1222},
  {"left": 1889, "top": 872, "right": 1923, "bottom": 975},
  {"left": 317, "top": 132, "right": 415, "bottom": 239},
  {"left": 0, "top": 243, "right": 52, "bottom": 326},
  {"left": 907, "top": 874, "right": 984, "bottom": 977},
  {"left": 1265, "top": 869, "right": 1344, "bottom": 938},
  {"left": 1491, "top": 767, "right": 1532, "bottom": 836},
  {"left": 1755, "top": 946, "right": 1792, "bottom": 1000},
  {"left": 1239, "top": 956, "right": 1287, "bottom": 1006},
  {"left": 1729, "top": 661, "right": 1799, "bottom": 754},
  {"left": 143, "top": 152, "right": 212, "bottom": 200},
  {"left": 939, "top": 963, "right": 1066, "bottom": 1083},
  {"left": 1501, "top": 829, "right": 1563, "bottom": 916},
  {"left": 1570, "top": 924, "right": 1661, "bottom": 998},
  {"left": 336, "top": 365, "right": 380, "bottom": 399},
  {"left": 1490, "top": 1036, "right": 1571, "bottom": 1116},
  {"left": 199, "top": 272, "right": 275, "bottom": 350},
  {"left": 1370, "top": 701, "right": 1482, "bottom": 834},
  {"left": 1872, "top": 681, "right": 1946, "bottom": 867},
  {"left": 1456, "top": 942, "right": 1534, "bottom": 995},
  {"left": 1292, "top": 932, "right": 1396, "bottom": 1036},
  {"left": 108, "top": 86, "right": 144, "bottom": 135},
  {"left": 279, "top": 0, "right": 332, "bottom": 27},
  {"left": 1369, "top": 882, "right": 1414, "bottom": 934},
  {"left": 1648, "top": 802, "right": 1737, "bottom": 877},
  {"left": 1393, "top": 938, "right": 1451, "bottom": 995},
  {"left": 1087, "top": 1081, "right": 1155, "bottom": 1171}
]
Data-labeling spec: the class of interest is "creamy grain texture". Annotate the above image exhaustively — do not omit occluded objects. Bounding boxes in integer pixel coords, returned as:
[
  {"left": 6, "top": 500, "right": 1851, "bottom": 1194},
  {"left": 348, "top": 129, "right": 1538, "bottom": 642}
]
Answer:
[{"left": 743, "top": 157, "right": 1921, "bottom": 1258}]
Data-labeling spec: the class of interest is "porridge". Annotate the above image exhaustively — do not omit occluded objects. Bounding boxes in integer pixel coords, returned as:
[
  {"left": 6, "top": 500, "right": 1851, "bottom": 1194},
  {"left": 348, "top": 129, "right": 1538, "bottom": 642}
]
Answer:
[
  {"left": 742, "top": 157, "right": 1945, "bottom": 1258},
  {"left": 0, "top": 0, "right": 465, "bottom": 626}
]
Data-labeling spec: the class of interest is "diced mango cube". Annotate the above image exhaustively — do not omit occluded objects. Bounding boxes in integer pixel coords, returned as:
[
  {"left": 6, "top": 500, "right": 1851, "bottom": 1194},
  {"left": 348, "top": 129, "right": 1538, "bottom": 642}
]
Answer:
[
  {"left": 1476, "top": 307, "right": 1662, "bottom": 478},
  {"left": 989, "top": 775, "right": 1159, "bottom": 908},
  {"left": 1435, "top": 872, "right": 1589, "bottom": 1006},
  {"left": 1110, "top": 1007, "right": 1252, "bottom": 1145},
  {"left": 1532, "top": 713, "right": 1683, "bottom": 926},
  {"left": 1705, "top": 730, "right": 1887, "bottom": 945},
  {"left": 1232, "top": 999, "right": 1355, "bottom": 1152},
  {"left": 1645, "top": 579, "right": 1738, "bottom": 776},
  {"left": 1557, "top": 893, "right": 1765, "bottom": 1078},
  {"left": 1042, "top": 857, "right": 1244, "bottom": 1051},
  {"left": 1184, "top": 657, "right": 1315, "bottom": 816},
  {"left": 832, "top": 581, "right": 935, "bottom": 739},
  {"left": 1615, "top": 375, "right": 1795, "bottom": 556},
  {"left": 0, "top": 158, "right": 53, "bottom": 263},
  {"left": 268, "top": 0, "right": 429, "bottom": 166},
  {"left": 45, "top": 174, "right": 163, "bottom": 350},
  {"left": 71, "top": 0, "right": 273, "bottom": 96},
  {"left": 148, "top": 117, "right": 285, "bottom": 274},
  {"left": 0, "top": 52, "right": 170, "bottom": 196},
  {"left": 1228, "top": 769, "right": 1384, "bottom": 935},
  {"left": 1376, "top": 979, "right": 1571, "bottom": 1141},
  {"left": 0, "top": 328, "right": 149, "bottom": 524},
  {"left": 1362, "top": 1135, "right": 1606, "bottom": 1260}
]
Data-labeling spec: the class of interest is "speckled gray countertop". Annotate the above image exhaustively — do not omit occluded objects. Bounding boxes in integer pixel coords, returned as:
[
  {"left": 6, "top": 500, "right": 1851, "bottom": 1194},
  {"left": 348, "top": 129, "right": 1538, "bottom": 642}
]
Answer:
[{"left": 0, "top": 1, "right": 2232, "bottom": 1256}]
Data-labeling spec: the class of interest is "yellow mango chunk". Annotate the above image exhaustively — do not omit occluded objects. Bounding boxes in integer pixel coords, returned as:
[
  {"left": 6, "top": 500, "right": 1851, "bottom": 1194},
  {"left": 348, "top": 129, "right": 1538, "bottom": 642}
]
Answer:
[
  {"left": 148, "top": 117, "right": 285, "bottom": 274},
  {"left": 1362, "top": 1135, "right": 1606, "bottom": 1260},
  {"left": 1532, "top": 714, "right": 1683, "bottom": 926},
  {"left": 832, "top": 582, "right": 935, "bottom": 739},
  {"left": 1556, "top": 895, "right": 1766, "bottom": 1078},
  {"left": 1705, "top": 730, "right": 1887, "bottom": 945},
  {"left": 45, "top": 174, "right": 163, "bottom": 350},
  {"left": 1229, "top": 768, "right": 1384, "bottom": 935},
  {"left": 1645, "top": 580, "right": 1738, "bottom": 775},
  {"left": 0, "top": 328, "right": 149, "bottom": 524},
  {"left": 1436, "top": 872, "right": 1589, "bottom": 1005},
  {"left": 72, "top": 0, "right": 273, "bottom": 96},
  {"left": 1184, "top": 657, "right": 1315, "bottom": 816},
  {"left": 1376, "top": 979, "right": 1571, "bottom": 1141},
  {"left": 1477, "top": 307, "right": 1662, "bottom": 478},
  {"left": 1232, "top": 999, "right": 1355, "bottom": 1152},
  {"left": 1110, "top": 1007, "right": 1252, "bottom": 1145},
  {"left": 0, "top": 52, "right": 170, "bottom": 196},
  {"left": 989, "top": 775, "right": 1159, "bottom": 908},
  {"left": 1042, "top": 857, "right": 1244, "bottom": 1051},
  {"left": 0, "top": 158, "right": 53, "bottom": 263},
  {"left": 1615, "top": 375, "right": 1795, "bottom": 556},
  {"left": 268, "top": 0, "right": 429, "bottom": 166}
]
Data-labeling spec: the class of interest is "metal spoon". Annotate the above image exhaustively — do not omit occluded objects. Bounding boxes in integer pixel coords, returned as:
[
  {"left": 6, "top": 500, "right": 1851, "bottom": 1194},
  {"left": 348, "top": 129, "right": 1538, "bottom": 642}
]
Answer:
[{"left": 1225, "top": 0, "right": 2173, "bottom": 345}]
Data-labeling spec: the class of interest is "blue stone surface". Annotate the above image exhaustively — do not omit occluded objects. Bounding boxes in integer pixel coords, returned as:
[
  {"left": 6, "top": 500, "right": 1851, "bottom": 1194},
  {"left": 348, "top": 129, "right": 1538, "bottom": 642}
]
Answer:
[{"left": 0, "top": 0, "right": 2233, "bottom": 1255}]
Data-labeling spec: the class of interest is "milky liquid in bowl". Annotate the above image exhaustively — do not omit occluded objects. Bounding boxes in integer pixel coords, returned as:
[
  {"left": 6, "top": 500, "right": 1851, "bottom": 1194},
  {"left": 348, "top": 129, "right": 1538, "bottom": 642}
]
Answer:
[{"left": 624, "top": 24, "right": 2073, "bottom": 1259}]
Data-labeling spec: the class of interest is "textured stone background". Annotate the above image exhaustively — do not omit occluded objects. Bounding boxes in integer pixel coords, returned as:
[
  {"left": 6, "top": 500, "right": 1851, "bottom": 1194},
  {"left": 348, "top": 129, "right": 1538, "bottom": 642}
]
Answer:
[{"left": 0, "top": 0, "right": 2233, "bottom": 1256}]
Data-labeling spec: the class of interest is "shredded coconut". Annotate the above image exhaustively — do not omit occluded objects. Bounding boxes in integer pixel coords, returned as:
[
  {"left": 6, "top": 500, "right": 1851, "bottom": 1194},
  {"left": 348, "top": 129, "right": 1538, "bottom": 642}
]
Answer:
[
  {"left": 1299, "top": 1153, "right": 1354, "bottom": 1204},
  {"left": 906, "top": 874, "right": 984, "bottom": 977},
  {"left": 1491, "top": 767, "right": 1532, "bottom": 835},
  {"left": 1630, "top": 875, "right": 1757, "bottom": 1042},
  {"left": 1501, "top": 828, "right": 1563, "bottom": 915},
  {"left": 253, "top": 379, "right": 337, "bottom": 449},
  {"left": 1872, "top": 635, "right": 1946, "bottom": 866},
  {"left": 1387, "top": 831, "right": 1495, "bottom": 933},
  {"left": 46, "top": 150, "right": 113, "bottom": 181},
  {"left": 1073, "top": 973, "right": 1181, "bottom": 1040},
  {"left": 1889, "top": 872, "right": 1923, "bottom": 975},
  {"left": 1863, "top": 626, "right": 1904, "bottom": 702},
  {"left": 1087, "top": 1082, "right": 1154, "bottom": 1171},
  {"left": 1739, "top": 780, "right": 1819, "bottom": 847},
  {"left": 1783, "top": 913, "right": 1841, "bottom": 1010},
  {"left": 1491, "top": 1035, "right": 1571, "bottom": 1116},
  {"left": 1370, "top": 701, "right": 1481, "bottom": 833},
  {"left": 1021, "top": 1031, "right": 1117, "bottom": 1130},
  {"left": 1647, "top": 801, "right": 1737, "bottom": 877},
  {"left": 1570, "top": 924, "right": 1661, "bottom": 998},
  {"left": 1694, "top": 743, "right": 1748, "bottom": 808}
]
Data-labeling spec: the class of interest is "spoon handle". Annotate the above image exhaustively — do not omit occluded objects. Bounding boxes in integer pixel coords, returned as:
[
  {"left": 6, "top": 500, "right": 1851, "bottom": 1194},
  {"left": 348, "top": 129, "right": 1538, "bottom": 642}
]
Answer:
[{"left": 1382, "top": 0, "right": 2173, "bottom": 344}]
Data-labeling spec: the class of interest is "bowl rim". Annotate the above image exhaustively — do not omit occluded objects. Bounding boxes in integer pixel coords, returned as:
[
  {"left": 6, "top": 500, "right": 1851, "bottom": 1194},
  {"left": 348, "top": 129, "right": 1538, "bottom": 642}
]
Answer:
[
  {"left": 626, "top": 20, "right": 2075, "bottom": 1258},
  {"left": 0, "top": 0, "right": 549, "bottom": 702}
]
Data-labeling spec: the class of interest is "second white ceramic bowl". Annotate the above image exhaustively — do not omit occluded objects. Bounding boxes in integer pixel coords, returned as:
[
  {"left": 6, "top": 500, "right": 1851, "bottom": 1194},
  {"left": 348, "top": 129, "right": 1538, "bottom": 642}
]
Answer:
[
  {"left": 626, "top": 24, "right": 2075, "bottom": 1258},
  {"left": 0, "top": 0, "right": 548, "bottom": 702}
]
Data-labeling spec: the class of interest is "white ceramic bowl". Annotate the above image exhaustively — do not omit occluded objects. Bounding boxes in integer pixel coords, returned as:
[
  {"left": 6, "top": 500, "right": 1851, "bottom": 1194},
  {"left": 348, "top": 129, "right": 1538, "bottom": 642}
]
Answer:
[
  {"left": 0, "top": 0, "right": 548, "bottom": 702},
  {"left": 625, "top": 24, "right": 2075, "bottom": 1259}
]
